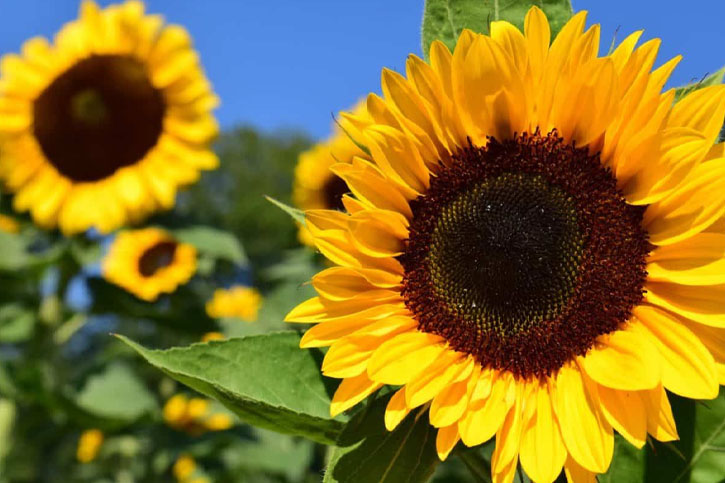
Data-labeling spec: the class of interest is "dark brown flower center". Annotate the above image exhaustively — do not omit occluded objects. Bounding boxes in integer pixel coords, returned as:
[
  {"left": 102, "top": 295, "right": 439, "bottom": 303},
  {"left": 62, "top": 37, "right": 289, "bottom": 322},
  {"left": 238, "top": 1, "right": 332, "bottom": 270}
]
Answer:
[
  {"left": 400, "top": 131, "right": 650, "bottom": 379},
  {"left": 138, "top": 241, "right": 177, "bottom": 277},
  {"left": 322, "top": 175, "right": 349, "bottom": 211},
  {"left": 33, "top": 54, "right": 165, "bottom": 182}
]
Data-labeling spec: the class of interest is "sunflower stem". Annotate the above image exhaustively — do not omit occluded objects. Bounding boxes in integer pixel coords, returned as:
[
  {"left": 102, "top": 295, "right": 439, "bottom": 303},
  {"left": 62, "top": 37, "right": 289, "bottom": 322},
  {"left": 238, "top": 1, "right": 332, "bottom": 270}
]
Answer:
[{"left": 458, "top": 449, "right": 492, "bottom": 483}]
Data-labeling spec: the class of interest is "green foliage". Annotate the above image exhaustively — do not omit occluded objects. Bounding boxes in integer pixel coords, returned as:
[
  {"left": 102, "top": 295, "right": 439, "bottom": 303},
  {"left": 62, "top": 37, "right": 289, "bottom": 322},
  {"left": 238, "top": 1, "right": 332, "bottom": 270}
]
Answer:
[
  {"left": 265, "top": 195, "right": 306, "bottom": 226},
  {"left": 75, "top": 363, "right": 158, "bottom": 423},
  {"left": 119, "top": 332, "right": 345, "bottom": 445},
  {"left": 421, "top": 0, "right": 573, "bottom": 58},
  {"left": 324, "top": 394, "right": 440, "bottom": 483},
  {"left": 173, "top": 225, "right": 248, "bottom": 265},
  {"left": 173, "top": 126, "right": 312, "bottom": 275}
]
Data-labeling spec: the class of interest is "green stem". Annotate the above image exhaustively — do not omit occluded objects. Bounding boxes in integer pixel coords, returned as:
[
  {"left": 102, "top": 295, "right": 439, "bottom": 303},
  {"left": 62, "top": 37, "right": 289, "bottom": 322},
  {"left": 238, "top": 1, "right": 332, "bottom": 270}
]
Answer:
[{"left": 458, "top": 449, "right": 492, "bottom": 483}]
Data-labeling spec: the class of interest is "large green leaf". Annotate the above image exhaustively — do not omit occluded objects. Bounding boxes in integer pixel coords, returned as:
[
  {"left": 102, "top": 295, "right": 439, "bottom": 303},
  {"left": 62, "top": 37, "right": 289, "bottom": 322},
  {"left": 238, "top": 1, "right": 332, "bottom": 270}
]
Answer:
[
  {"left": 324, "top": 394, "right": 439, "bottom": 483},
  {"left": 173, "top": 225, "right": 248, "bottom": 265},
  {"left": 0, "top": 232, "right": 31, "bottom": 271},
  {"left": 644, "top": 387, "right": 725, "bottom": 483},
  {"left": 674, "top": 66, "right": 725, "bottom": 103},
  {"left": 76, "top": 362, "right": 158, "bottom": 422},
  {"left": 421, "top": 0, "right": 573, "bottom": 58},
  {"left": 118, "top": 331, "right": 345, "bottom": 445}
]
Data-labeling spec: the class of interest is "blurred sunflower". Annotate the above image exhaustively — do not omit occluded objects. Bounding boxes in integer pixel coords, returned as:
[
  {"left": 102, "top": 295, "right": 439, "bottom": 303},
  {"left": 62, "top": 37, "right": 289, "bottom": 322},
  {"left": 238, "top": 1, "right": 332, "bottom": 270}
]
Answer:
[
  {"left": 163, "top": 394, "right": 233, "bottom": 435},
  {"left": 205, "top": 285, "right": 262, "bottom": 321},
  {"left": 292, "top": 103, "right": 370, "bottom": 244},
  {"left": 76, "top": 429, "right": 103, "bottom": 463},
  {"left": 287, "top": 7, "right": 725, "bottom": 483},
  {"left": 103, "top": 227, "right": 196, "bottom": 301},
  {"left": 0, "top": 0, "right": 218, "bottom": 234}
]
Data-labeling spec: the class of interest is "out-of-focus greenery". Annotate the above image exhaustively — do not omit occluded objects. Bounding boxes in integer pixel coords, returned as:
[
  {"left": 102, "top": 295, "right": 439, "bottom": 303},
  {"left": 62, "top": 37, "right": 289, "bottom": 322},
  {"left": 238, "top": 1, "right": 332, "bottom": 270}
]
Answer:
[{"left": 0, "top": 125, "right": 327, "bottom": 483}]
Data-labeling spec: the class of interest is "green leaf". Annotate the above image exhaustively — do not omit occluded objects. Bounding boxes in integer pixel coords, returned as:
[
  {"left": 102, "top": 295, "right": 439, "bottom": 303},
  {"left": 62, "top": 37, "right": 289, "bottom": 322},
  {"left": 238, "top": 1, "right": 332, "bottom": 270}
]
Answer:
[
  {"left": 599, "top": 435, "right": 645, "bottom": 483},
  {"left": 118, "top": 331, "right": 345, "bottom": 445},
  {"left": 324, "top": 394, "right": 439, "bottom": 483},
  {"left": 265, "top": 195, "right": 306, "bottom": 226},
  {"left": 644, "top": 387, "right": 725, "bottom": 483},
  {"left": 76, "top": 362, "right": 158, "bottom": 421},
  {"left": 421, "top": 0, "right": 573, "bottom": 58},
  {"left": 0, "top": 398, "right": 15, "bottom": 467},
  {"left": 0, "top": 232, "right": 30, "bottom": 271},
  {"left": 0, "top": 305, "right": 35, "bottom": 343},
  {"left": 674, "top": 66, "right": 725, "bottom": 103},
  {"left": 173, "top": 226, "right": 247, "bottom": 265}
]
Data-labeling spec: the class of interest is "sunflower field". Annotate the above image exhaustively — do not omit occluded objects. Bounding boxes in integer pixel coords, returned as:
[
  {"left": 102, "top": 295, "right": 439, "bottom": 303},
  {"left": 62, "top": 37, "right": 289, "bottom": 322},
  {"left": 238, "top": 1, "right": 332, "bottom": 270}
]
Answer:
[{"left": 0, "top": 1, "right": 724, "bottom": 482}]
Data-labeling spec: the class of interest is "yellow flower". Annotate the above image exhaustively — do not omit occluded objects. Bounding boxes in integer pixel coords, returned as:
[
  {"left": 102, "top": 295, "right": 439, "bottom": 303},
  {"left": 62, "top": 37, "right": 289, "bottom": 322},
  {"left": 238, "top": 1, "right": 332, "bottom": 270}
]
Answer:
[
  {"left": 287, "top": 7, "right": 725, "bottom": 483},
  {"left": 163, "top": 394, "right": 234, "bottom": 434},
  {"left": 76, "top": 429, "right": 103, "bottom": 463},
  {"left": 102, "top": 227, "right": 196, "bottom": 301},
  {"left": 205, "top": 285, "right": 262, "bottom": 321},
  {"left": 292, "top": 103, "right": 370, "bottom": 245},
  {"left": 201, "top": 331, "right": 224, "bottom": 342},
  {"left": 0, "top": 214, "right": 19, "bottom": 233},
  {"left": 172, "top": 454, "right": 196, "bottom": 481},
  {"left": 0, "top": 0, "right": 218, "bottom": 234}
]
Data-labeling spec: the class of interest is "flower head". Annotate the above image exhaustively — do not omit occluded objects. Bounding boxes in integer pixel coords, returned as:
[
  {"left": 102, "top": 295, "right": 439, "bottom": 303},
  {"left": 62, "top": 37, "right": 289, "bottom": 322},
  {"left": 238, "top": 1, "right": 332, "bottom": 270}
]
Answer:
[
  {"left": 287, "top": 7, "right": 725, "bottom": 482},
  {"left": 76, "top": 429, "right": 103, "bottom": 463},
  {"left": 103, "top": 227, "right": 197, "bottom": 301},
  {"left": 205, "top": 285, "right": 262, "bottom": 321},
  {"left": 0, "top": 0, "right": 218, "bottom": 234}
]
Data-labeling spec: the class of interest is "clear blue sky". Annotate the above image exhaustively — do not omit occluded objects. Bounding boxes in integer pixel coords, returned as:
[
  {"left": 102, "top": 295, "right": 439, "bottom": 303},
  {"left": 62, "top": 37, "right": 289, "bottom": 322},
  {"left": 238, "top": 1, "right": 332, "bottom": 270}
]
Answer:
[{"left": 0, "top": 1, "right": 723, "bottom": 140}]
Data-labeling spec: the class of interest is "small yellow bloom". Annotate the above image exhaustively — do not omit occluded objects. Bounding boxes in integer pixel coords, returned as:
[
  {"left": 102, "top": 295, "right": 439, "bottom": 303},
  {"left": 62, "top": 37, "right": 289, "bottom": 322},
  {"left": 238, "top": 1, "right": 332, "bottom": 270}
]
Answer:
[
  {"left": 201, "top": 332, "right": 225, "bottom": 342},
  {"left": 103, "top": 228, "right": 197, "bottom": 302},
  {"left": 163, "top": 394, "right": 233, "bottom": 434},
  {"left": 0, "top": 215, "right": 19, "bottom": 234},
  {"left": 205, "top": 286, "right": 262, "bottom": 321},
  {"left": 203, "top": 413, "right": 233, "bottom": 431},
  {"left": 186, "top": 398, "right": 209, "bottom": 420},
  {"left": 162, "top": 394, "right": 188, "bottom": 426},
  {"left": 172, "top": 454, "right": 196, "bottom": 481},
  {"left": 76, "top": 429, "right": 103, "bottom": 463}
]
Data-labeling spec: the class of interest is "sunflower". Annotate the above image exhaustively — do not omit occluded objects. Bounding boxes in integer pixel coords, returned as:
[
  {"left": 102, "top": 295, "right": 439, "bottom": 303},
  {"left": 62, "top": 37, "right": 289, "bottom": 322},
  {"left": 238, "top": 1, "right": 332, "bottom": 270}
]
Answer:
[
  {"left": 103, "top": 227, "right": 196, "bottom": 301},
  {"left": 205, "top": 285, "right": 263, "bottom": 321},
  {"left": 0, "top": 0, "right": 218, "bottom": 235},
  {"left": 292, "top": 103, "right": 370, "bottom": 244},
  {"left": 287, "top": 7, "right": 725, "bottom": 483},
  {"left": 76, "top": 429, "right": 103, "bottom": 463}
]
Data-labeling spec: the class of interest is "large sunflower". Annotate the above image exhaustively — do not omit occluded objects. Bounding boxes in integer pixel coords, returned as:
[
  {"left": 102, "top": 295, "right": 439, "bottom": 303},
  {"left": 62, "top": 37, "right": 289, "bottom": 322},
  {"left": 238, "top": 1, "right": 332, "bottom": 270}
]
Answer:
[
  {"left": 292, "top": 104, "right": 370, "bottom": 245},
  {"left": 103, "top": 227, "right": 196, "bottom": 301},
  {"left": 0, "top": 0, "right": 218, "bottom": 234},
  {"left": 287, "top": 7, "right": 725, "bottom": 483}
]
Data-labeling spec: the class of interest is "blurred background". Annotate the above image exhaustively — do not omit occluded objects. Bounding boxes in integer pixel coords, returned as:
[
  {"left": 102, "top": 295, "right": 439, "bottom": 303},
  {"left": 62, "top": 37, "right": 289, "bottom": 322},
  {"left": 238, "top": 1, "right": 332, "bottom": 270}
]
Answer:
[{"left": 0, "top": 1, "right": 723, "bottom": 482}]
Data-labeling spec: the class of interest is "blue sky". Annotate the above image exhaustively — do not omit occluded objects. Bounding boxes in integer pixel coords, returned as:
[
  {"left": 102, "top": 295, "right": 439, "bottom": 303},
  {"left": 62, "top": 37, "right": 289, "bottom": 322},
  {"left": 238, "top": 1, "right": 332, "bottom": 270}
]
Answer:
[{"left": 0, "top": 1, "right": 723, "bottom": 140}]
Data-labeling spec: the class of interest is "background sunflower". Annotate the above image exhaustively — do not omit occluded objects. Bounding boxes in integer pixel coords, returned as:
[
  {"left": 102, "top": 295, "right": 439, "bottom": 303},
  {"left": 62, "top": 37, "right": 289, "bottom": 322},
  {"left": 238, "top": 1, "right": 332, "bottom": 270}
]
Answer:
[{"left": 0, "top": 0, "right": 218, "bottom": 234}]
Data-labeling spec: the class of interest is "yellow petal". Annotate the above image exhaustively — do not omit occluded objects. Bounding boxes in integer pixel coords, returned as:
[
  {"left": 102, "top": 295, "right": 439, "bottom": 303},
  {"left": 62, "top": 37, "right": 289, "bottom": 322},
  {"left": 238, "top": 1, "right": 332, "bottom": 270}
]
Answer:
[
  {"left": 519, "top": 384, "right": 567, "bottom": 483},
  {"left": 633, "top": 306, "right": 718, "bottom": 399},
  {"left": 405, "top": 352, "right": 472, "bottom": 408},
  {"left": 553, "top": 364, "right": 613, "bottom": 473},
  {"left": 578, "top": 325, "right": 661, "bottom": 391},
  {"left": 429, "top": 364, "right": 480, "bottom": 428},
  {"left": 645, "top": 282, "right": 725, "bottom": 328},
  {"left": 367, "top": 331, "right": 445, "bottom": 385},
  {"left": 645, "top": 157, "right": 725, "bottom": 245},
  {"left": 491, "top": 385, "right": 523, "bottom": 475},
  {"left": 641, "top": 385, "right": 678, "bottom": 442},
  {"left": 330, "top": 373, "right": 382, "bottom": 418},
  {"left": 563, "top": 454, "right": 597, "bottom": 483},
  {"left": 458, "top": 373, "right": 513, "bottom": 447},
  {"left": 596, "top": 385, "right": 647, "bottom": 448},
  {"left": 647, "top": 233, "right": 725, "bottom": 285},
  {"left": 436, "top": 424, "right": 460, "bottom": 461},
  {"left": 384, "top": 387, "right": 411, "bottom": 431}
]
